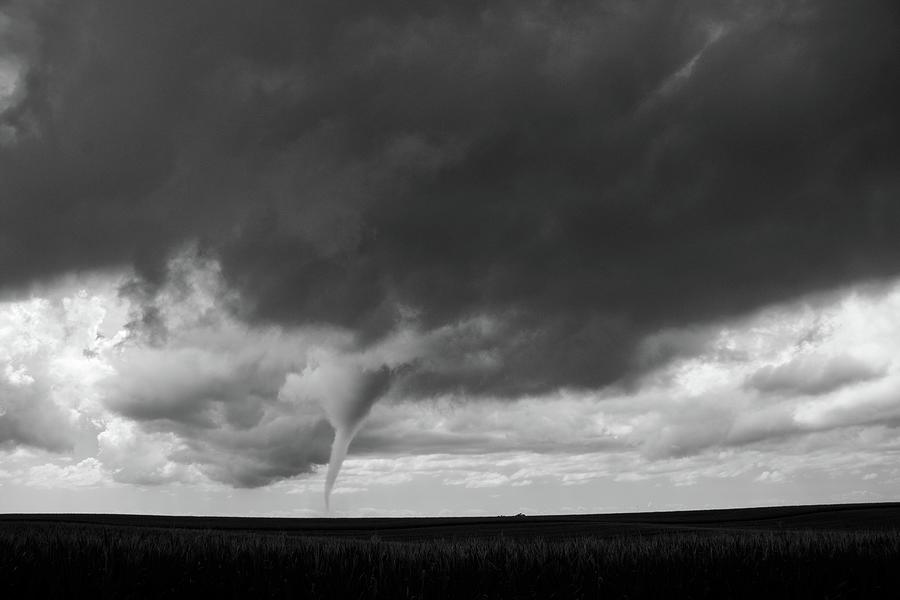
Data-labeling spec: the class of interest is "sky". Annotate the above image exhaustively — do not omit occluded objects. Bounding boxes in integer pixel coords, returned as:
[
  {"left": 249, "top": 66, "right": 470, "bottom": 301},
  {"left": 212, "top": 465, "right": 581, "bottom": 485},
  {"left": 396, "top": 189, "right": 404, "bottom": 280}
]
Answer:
[{"left": 0, "top": 0, "right": 899, "bottom": 517}]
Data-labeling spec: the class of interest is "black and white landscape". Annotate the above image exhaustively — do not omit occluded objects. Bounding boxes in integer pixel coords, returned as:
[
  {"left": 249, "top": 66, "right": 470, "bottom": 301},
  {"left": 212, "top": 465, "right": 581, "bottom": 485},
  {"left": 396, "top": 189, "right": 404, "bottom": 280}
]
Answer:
[{"left": 1, "top": 0, "right": 899, "bottom": 596}]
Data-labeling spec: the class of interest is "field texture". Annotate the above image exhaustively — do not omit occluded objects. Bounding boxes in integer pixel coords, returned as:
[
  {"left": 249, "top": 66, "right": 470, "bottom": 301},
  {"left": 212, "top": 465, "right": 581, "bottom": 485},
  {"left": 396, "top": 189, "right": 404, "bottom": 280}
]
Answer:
[{"left": 2, "top": 503, "right": 900, "bottom": 598}]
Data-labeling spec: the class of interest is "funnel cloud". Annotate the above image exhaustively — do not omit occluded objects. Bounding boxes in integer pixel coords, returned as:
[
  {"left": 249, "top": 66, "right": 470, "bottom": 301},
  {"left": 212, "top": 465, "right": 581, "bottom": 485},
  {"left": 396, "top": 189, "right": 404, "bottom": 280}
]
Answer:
[{"left": 284, "top": 355, "right": 394, "bottom": 509}]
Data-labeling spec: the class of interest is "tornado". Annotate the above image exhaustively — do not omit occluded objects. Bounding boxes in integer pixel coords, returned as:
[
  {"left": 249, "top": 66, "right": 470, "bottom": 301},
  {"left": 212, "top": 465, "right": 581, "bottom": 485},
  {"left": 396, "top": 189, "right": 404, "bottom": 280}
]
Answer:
[
  {"left": 323, "top": 424, "right": 353, "bottom": 512},
  {"left": 320, "top": 365, "right": 394, "bottom": 511}
]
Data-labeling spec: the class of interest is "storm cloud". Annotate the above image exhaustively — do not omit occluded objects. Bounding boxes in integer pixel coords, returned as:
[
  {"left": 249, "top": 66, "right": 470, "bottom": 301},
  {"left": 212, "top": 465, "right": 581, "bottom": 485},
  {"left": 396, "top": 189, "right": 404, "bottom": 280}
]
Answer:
[
  {"left": 1, "top": 0, "right": 899, "bottom": 502},
  {"left": 1, "top": 0, "right": 898, "bottom": 398}
]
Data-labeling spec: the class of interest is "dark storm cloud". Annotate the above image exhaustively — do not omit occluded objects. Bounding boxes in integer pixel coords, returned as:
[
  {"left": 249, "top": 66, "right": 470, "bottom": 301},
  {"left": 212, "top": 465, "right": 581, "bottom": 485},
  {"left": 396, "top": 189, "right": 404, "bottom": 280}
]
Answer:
[
  {"left": 2, "top": 0, "right": 899, "bottom": 395},
  {"left": 172, "top": 417, "right": 335, "bottom": 488}
]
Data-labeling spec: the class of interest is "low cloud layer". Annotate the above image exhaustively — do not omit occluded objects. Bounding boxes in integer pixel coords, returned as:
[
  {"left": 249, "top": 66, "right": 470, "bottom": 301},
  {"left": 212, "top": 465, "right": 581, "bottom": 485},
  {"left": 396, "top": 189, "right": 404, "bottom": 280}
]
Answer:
[
  {"left": 357, "top": 281, "right": 900, "bottom": 469},
  {"left": 746, "top": 354, "right": 885, "bottom": 397},
  {"left": 4, "top": 255, "right": 900, "bottom": 503}
]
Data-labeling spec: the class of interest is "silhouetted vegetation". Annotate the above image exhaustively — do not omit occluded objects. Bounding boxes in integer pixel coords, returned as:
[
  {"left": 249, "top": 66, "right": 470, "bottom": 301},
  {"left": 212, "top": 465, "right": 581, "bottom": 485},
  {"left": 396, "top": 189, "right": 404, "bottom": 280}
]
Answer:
[{"left": 3, "top": 505, "right": 900, "bottom": 598}]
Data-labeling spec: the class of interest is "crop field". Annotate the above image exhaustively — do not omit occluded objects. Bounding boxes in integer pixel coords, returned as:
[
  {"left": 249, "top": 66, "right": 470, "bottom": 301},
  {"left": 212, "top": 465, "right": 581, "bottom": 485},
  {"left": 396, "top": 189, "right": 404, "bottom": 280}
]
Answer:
[{"left": 2, "top": 503, "right": 900, "bottom": 598}]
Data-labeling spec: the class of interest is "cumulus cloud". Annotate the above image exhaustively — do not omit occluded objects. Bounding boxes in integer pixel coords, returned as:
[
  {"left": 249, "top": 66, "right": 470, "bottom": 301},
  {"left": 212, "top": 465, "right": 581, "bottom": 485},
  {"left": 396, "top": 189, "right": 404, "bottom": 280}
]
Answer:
[
  {"left": 0, "top": 256, "right": 346, "bottom": 490},
  {"left": 27, "top": 458, "right": 107, "bottom": 489},
  {"left": 92, "top": 250, "right": 432, "bottom": 491},
  {"left": 95, "top": 253, "right": 346, "bottom": 488},
  {"left": 0, "top": 279, "right": 124, "bottom": 452},
  {"left": 0, "top": 371, "right": 74, "bottom": 452},
  {"left": 96, "top": 417, "right": 200, "bottom": 485}
]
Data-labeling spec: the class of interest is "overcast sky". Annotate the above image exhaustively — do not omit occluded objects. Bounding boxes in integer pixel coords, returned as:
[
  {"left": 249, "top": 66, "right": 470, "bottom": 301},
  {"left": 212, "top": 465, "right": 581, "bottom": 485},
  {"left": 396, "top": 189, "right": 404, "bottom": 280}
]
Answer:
[{"left": 1, "top": 0, "right": 899, "bottom": 516}]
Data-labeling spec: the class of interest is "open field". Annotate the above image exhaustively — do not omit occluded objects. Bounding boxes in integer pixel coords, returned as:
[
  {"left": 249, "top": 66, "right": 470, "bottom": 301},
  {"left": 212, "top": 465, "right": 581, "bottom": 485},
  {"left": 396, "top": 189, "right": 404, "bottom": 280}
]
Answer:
[{"left": 3, "top": 503, "right": 900, "bottom": 598}]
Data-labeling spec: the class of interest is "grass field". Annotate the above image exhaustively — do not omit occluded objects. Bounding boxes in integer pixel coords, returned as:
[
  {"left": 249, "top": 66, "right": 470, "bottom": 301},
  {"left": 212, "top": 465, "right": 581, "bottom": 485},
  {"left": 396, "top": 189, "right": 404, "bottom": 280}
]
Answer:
[{"left": 3, "top": 503, "right": 900, "bottom": 598}]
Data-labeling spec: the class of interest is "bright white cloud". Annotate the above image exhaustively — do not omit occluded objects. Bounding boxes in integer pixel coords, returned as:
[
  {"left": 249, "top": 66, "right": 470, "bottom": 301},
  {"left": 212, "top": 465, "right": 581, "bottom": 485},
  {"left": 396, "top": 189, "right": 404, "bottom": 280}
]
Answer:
[
  {"left": 97, "top": 416, "right": 202, "bottom": 485},
  {"left": 0, "top": 277, "right": 126, "bottom": 452},
  {"left": 27, "top": 458, "right": 108, "bottom": 489}
]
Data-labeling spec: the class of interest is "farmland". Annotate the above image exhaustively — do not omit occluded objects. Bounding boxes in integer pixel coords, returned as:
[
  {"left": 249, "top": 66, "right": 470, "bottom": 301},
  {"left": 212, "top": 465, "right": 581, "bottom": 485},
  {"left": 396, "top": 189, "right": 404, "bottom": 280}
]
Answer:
[{"left": 2, "top": 503, "right": 900, "bottom": 598}]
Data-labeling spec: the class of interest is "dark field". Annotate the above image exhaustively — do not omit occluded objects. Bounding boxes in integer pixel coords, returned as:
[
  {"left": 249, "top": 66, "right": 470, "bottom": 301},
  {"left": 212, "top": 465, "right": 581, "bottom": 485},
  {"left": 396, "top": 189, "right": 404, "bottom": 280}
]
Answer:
[{"left": 3, "top": 503, "right": 900, "bottom": 598}]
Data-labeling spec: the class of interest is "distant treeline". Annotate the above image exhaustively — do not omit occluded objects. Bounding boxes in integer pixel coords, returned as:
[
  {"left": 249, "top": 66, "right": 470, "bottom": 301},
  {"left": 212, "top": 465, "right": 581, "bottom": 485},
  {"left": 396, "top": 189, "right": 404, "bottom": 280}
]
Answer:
[{"left": 2, "top": 521, "right": 899, "bottom": 598}]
